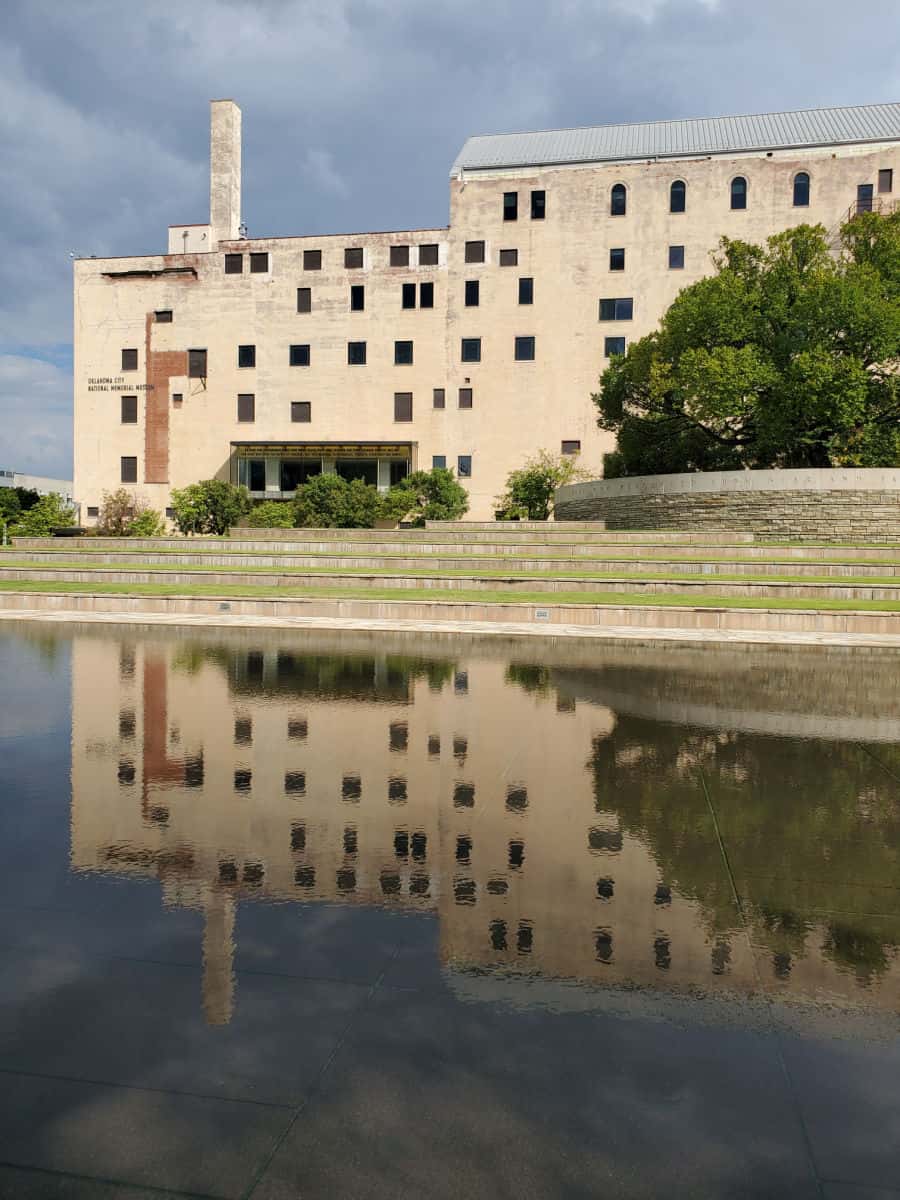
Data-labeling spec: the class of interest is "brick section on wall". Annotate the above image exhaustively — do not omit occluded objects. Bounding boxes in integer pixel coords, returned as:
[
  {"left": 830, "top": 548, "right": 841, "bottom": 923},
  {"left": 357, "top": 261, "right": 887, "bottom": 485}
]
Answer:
[{"left": 143, "top": 313, "right": 188, "bottom": 484}]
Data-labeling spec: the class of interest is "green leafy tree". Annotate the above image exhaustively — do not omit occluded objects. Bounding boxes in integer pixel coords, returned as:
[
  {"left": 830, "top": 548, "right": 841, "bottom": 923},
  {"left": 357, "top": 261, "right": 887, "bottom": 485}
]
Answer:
[
  {"left": 383, "top": 467, "right": 469, "bottom": 527},
  {"left": 594, "top": 215, "right": 900, "bottom": 474},
  {"left": 11, "top": 493, "right": 76, "bottom": 537},
  {"left": 246, "top": 500, "right": 295, "bottom": 528},
  {"left": 97, "top": 489, "right": 163, "bottom": 537},
  {"left": 494, "top": 450, "right": 586, "bottom": 520},
  {"left": 293, "top": 473, "right": 382, "bottom": 528},
  {"left": 170, "top": 479, "right": 251, "bottom": 536},
  {"left": 127, "top": 508, "right": 166, "bottom": 536},
  {"left": 0, "top": 490, "right": 21, "bottom": 525}
]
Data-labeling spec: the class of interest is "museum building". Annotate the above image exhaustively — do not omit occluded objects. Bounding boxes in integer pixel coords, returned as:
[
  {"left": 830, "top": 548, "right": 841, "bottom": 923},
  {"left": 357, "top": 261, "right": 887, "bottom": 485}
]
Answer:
[{"left": 73, "top": 99, "right": 900, "bottom": 520}]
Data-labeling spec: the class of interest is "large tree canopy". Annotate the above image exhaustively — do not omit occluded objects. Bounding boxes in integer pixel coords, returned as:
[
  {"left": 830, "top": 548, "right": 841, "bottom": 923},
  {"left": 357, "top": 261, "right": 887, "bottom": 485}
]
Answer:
[{"left": 594, "top": 213, "right": 900, "bottom": 476}]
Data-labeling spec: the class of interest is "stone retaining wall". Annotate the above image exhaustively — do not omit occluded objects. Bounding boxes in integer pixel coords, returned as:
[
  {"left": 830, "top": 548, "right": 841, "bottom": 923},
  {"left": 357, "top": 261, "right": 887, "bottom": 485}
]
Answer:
[{"left": 555, "top": 469, "right": 900, "bottom": 539}]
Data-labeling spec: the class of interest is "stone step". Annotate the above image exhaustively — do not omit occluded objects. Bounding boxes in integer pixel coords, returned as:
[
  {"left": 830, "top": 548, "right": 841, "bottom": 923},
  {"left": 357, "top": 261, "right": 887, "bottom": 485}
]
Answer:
[
  {"left": 423, "top": 520, "right": 608, "bottom": 531},
  {"left": 225, "top": 528, "right": 759, "bottom": 546}
]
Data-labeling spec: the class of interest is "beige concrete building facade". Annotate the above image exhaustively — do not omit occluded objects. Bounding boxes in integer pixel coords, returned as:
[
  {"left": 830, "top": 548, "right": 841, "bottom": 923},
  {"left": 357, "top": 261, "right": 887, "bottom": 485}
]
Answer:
[{"left": 73, "top": 100, "right": 900, "bottom": 520}]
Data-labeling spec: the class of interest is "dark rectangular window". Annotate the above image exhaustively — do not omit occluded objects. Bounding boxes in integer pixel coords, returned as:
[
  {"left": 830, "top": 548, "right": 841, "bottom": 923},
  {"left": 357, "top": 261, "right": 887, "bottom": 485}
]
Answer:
[
  {"left": 432, "top": 455, "right": 446, "bottom": 469},
  {"left": 499, "top": 248, "right": 518, "bottom": 267},
  {"left": 419, "top": 243, "right": 439, "bottom": 266},
  {"left": 297, "top": 287, "right": 311, "bottom": 313},
  {"left": 390, "top": 245, "right": 410, "bottom": 267},
  {"left": 121, "top": 348, "right": 137, "bottom": 371},
  {"left": 303, "top": 249, "right": 322, "bottom": 270},
  {"left": 561, "top": 440, "right": 581, "bottom": 455},
  {"left": 395, "top": 340, "right": 413, "bottom": 365},
  {"left": 291, "top": 401, "right": 311, "bottom": 423},
  {"left": 250, "top": 252, "right": 269, "bottom": 272},
  {"left": 348, "top": 285, "right": 364, "bottom": 313},
  {"left": 121, "top": 395, "right": 137, "bottom": 424},
  {"left": 465, "top": 240, "right": 485, "bottom": 264},
  {"left": 599, "top": 297, "right": 633, "bottom": 320},
  {"left": 433, "top": 388, "right": 446, "bottom": 409},
  {"left": 457, "top": 455, "right": 472, "bottom": 478},
  {"left": 879, "top": 168, "right": 893, "bottom": 194},
  {"left": 531, "top": 190, "right": 545, "bottom": 219},
  {"left": 120, "top": 456, "right": 137, "bottom": 484},
  {"left": 172, "top": 393, "right": 183, "bottom": 407},
  {"left": 419, "top": 282, "right": 434, "bottom": 308},
  {"left": 518, "top": 277, "right": 533, "bottom": 304},
  {"left": 669, "top": 244, "right": 685, "bottom": 270},
  {"left": 461, "top": 337, "right": 481, "bottom": 362},
  {"left": 394, "top": 392, "right": 413, "bottom": 422},
  {"left": 514, "top": 336, "right": 535, "bottom": 361},
  {"left": 188, "top": 348, "right": 207, "bottom": 377},
  {"left": 609, "top": 247, "right": 625, "bottom": 271},
  {"left": 87, "top": 506, "right": 99, "bottom": 518},
  {"left": 237, "top": 394, "right": 255, "bottom": 422},
  {"left": 165, "top": 507, "right": 174, "bottom": 519},
  {"left": 238, "top": 344, "right": 256, "bottom": 368},
  {"left": 348, "top": 341, "right": 367, "bottom": 365},
  {"left": 465, "top": 279, "right": 479, "bottom": 306},
  {"left": 248, "top": 460, "right": 265, "bottom": 491},
  {"left": 605, "top": 336, "right": 626, "bottom": 356},
  {"left": 402, "top": 282, "right": 416, "bottom": 309},
  {"left": 224, "top": 253, "right": 243, "bottom": 274},
  {"left": 458, "top": 387, "right": 473, "bottom": 409},
  {"left": 154, "top": 309, "right": 173, "bottom": 323},
  {"left": 345, "top": 247, "right": 363, "bottom": 268},
  {"left": 503, "top": 191, "right": 518, "bottom": 221},
  {"left": 857, "top": 183, "right": 874, "bottom": 212},
  {"left": 289, "top": 343, "right": 310, "bottom": 366}
]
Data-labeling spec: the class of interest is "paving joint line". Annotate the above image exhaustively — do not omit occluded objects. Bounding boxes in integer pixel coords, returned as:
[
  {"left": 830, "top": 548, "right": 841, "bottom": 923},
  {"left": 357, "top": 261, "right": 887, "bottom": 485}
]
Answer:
[{"left": 0, "top": 1160, "right": 220, "bottom": 1199}]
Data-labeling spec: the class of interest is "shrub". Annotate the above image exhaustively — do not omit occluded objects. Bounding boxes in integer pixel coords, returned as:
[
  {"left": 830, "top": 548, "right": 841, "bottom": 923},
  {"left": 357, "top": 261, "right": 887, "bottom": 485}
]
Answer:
[
  {"left": 246, "top": 500, "right": 295, "bottom": 528},
  {"left": 170, "top": 479, "right": 251, "bottom": 535},
  {"left": 0, "top": 490, "right": 21, "bottom": 525},
  {"left": 95, "top": 489, "right": 165, "bottom": 537},
  {"left": 384, "top": 467, "right": 469, "bottom": 527},
  {"left": 494, "top": 451, "right": 586, "bottom": 520},
  {"left": 127, "top": 508, "right": 166, "bottom": 537},
  {"left": 293, "top": 473, "right": 381, "bottom": 528},
  {"left": 10, "top": 493, "right": 76, "bottom": 537}
]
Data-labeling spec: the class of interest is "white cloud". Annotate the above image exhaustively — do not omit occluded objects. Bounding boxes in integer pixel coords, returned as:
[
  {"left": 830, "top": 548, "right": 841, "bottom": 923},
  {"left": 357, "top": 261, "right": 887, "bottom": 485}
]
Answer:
[{"left": 0, "top": 355, "right": 72, "bottom": 478}]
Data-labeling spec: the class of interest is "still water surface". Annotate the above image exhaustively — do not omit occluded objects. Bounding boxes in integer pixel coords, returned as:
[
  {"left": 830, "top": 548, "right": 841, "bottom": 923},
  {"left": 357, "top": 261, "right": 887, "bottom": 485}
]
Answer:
[{"left": 1, "top": 621, "right": 899, "bottom": 1198}]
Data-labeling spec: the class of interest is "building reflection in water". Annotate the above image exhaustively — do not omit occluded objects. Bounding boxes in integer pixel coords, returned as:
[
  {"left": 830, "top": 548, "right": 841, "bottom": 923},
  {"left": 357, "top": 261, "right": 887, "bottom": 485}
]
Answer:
[{"left": 69, "top": 630, "right": 900, "bottom": 1025}]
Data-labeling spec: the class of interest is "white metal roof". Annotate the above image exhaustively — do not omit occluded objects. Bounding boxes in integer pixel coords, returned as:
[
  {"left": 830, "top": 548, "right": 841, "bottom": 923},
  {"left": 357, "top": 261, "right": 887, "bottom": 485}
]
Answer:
[{"left": 451, "top": 102, "right": 900, "bottom": 174}]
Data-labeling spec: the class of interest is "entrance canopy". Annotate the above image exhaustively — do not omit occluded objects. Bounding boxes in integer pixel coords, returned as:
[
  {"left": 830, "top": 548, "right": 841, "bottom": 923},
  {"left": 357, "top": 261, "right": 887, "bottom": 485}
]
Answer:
[{"left": 231, "top": 441, "right": 415, "bottom": 497}]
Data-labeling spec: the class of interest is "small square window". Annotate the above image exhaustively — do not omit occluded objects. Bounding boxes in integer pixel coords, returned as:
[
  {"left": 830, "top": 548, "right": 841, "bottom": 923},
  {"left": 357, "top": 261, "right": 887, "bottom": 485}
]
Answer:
[
  {"left": 348, "top": 341, "right": 367, "bottom": 365},
  {"left": 172, "top": 393, "right": 183, "bottom": 407},
  {"left": 297, "top": 287, "right": 311, "bottom": 313},
  {"left": 345, "top": 247, "right": 363, "bottom": 268},
  {"left": 518, "top": 277, "right": 533, "bottom": 305},
  {"left": 390, "top": 245, "right": 410, "bottom": 267},
  {"left": 599, "top": 297, "right": 633, "bottom": 321},
  {"left": 609, "top": 248, "right": 625, "bottom": 271},
  {"left": 237, "top": 393, "right": 255, "bottom": 422},
  {"left": 289, "top": 343, "right": 310, "bottom": 367},
  {"left": 188, "top": 348, "right": 207, "bottom": 377},
  {"left": 303, "top": 249, "right": 322, "bottom": 270},
  {"left": 402, "top": 282, "right": 416, "bottom": 309},
  {"left": 605, "top": 336, "right": 626, "bottom": 356},
  {"left": 465, "top": 240, "right": 485, "bottom": 264},
  {"left": 669, "top": 244, "right": 685, "bottom": 270},
  {"left": 394, "top": 392, "right": 413, "bottom": 422},
  {"left": 433, "top": 388, "right": 446, "bottom": 409},
  {"left": 165, "top": 507, "right": 174, "bottom": 519},
  {"left": 457, "top": 455, "right": 472, "bottom": 478},
  {"left": 120, "top": 456, "right": 137, "bottom": 484},
  {"left": 432, "top": 455, "right": 446, "bottom": 469},
  {"left": 154, "top": 309, "right": 173, "bottom": 323},
  {"left": 350, "top": 284, "right": 365, "bottom": 311},
  {"left": 561, "top": 440, "right": 581, "bottom": 455},
  {"left": 419, "top": 243, "right": 439, "bottom": 266},
  {"left": 250, "top": 252, "right": 269, "bottom": 273},
  {"left": 395, "top": 340, "right": 413, "bottom": 365},
  {"left": 420, "top": 282, "right": 434, "bottom": 308},
  {"left": 458, "top": 387, "right": 473, "bottom": 409},
  {"left": 531, "top": 190, "right": 546, "bottom": 219},
  {"left": 461, "top": 338, "right": 481, "bottom": 363},
  {"left": 879, "top": 168, "right": 893, "bottom": 194},
  {"left": 121, "top": 395, "right": 137, "bottom": 424},
  {"left": 87, "top": 506, "right": 99, "bottom": 518},
  {"left": 291, "top": 401, "right": 311, "bottom": 423},
  {"left": 465, "top": 279, "right": 479, "bottom": 307},
  {"left": 503, "top": 191, "right": 518, "bottom": 221},
  {"left": 224, "top": 253, "right": 243, "bottom": 274},
  {"left": 121, "top": 348, "right": 137, "bottom": 371},
  {"left": 499, "top": 248, "right": 518, "bottom": 267},
  {"left": 238, "top": 344, "right": 256, "bottom": 368},
  {"left": 514, "top": 336, "right": 535, "bottom": 361}
]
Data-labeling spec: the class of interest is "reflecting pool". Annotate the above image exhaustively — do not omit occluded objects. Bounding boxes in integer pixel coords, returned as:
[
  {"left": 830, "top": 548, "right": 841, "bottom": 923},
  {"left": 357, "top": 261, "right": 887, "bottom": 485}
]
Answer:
[{"left": 1, "top": 621, "right": 899, "bottom": 1198}]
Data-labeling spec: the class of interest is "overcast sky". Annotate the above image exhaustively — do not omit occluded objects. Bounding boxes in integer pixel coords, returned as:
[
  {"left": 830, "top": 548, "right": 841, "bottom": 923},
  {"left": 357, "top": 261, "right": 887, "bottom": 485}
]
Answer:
[{"left": 1, "top": 0, "right": 898, "bottom": 479}]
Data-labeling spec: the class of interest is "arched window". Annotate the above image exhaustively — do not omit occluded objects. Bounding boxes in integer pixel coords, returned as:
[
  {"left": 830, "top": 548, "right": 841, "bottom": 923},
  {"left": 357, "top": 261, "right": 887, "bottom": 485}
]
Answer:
[
  {"left": 670, "top": 180, "right": 686, "bottom": 213},
  {"left": 793, "top": 172, "right": 810, "bottom": 207},
  {"left": 610, "top": 183, "right": 627, "bottom": 216},
  {"left": 730, "top": 176, "right": 747, "bottom": 210}
]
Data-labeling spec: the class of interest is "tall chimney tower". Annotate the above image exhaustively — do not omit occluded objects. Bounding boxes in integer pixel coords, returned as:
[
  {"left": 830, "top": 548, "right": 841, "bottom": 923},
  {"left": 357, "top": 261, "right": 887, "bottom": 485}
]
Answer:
[{"left": 209, "top": 99, "right": 242, "bottom": 245}]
